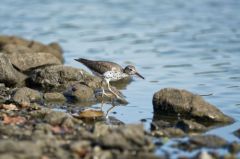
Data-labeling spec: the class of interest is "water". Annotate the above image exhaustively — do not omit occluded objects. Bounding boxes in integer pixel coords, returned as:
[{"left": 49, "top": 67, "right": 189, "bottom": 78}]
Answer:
[{"left": 1, "top": 0, "right": 240, "bottom": 155}]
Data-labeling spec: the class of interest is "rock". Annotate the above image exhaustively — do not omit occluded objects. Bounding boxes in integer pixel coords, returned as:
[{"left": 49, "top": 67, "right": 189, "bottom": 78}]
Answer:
[
  {"left": 151, "top": 120, "right": 172, "bottom": 131},
  {"left": 12, "top": 87, "right": 42, "bottom": 105},
  {"left": 29, "top": 65, "right": 101, "bottom": 91},
  {"left": 43, "top": 92, "right": 66, "bottom": 103},
  {"left": 0, "top": 53, "right": 27, "bottom": 86},
  {"left": 175, "top": 119, "right": 207, "bottom": 133},
  {"left": 44, "top": 111, "right": 69, "bottom": 126},
  {"left": 78, "top": 109, "right": 104, "bottom": 119},
  {"left": 233, "top": 128, "right": 240, "bottom": 138},
  {"left": 2, "top": 44, "right": 32, "bottom": 54},
  {"left": 95, "top": 124, "right": 154, "bottom": 152},
  {"left": 48, "top": 42, "right": 63, "bottom": 55},
  {"left": 189, "top": 135, "right": 228, "bottom": 149},
  {"left": 0, "top": 35, "right": 29, "bottom": 47},
  {"left": 228, "top": 141, "right": 240, "bottom": 154},
  {"left": 28, "top": 40, "right": 63, "bottom": 62},
  {"left": 6, "top": 52, "right": 61, "bottom": 71},
  {"left": 0, "top": 35, "right": 64, "bottom": 62},
  {"left": 64, "top": 84, "right": 96, "bottom": 102},
  {"left": 151, "top": 128, "right": 185, "bottom": 138},
  {"left": 153, "top": 88, "right": 233, "bottom": 124},
  {"left": 0, "top": 139, "right": 43, "bottom": 158},
  {"left": 70, "top": 140, "right": 91, "bottom": 158}
]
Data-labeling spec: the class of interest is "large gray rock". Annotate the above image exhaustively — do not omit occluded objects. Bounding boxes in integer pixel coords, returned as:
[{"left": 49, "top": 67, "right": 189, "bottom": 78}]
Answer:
[
  {"left": 6, "top": 52, "right": 61, "bottom": 71},
  {"left": 152, "top": 88, "right": 233, "bottom": 124},
  {"left": 0, "top": 53, "right": 27, "bottom": 86},
  {"left": 29, "top": 65, "right": 101, "bottom": 91},
  {"left": 0, "top": 35, "right": 64, "bottom": 62}
]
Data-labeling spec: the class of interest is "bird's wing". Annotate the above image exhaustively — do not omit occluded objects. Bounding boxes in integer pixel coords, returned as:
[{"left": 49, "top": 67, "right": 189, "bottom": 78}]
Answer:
[{"left": 76, "top": 58, "right": 123, "bottom": 75}]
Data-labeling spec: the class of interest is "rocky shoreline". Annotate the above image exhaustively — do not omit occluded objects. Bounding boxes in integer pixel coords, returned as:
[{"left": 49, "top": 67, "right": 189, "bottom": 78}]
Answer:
[{"left": 0, "top": 35, "right": 239, "bottom": 159}]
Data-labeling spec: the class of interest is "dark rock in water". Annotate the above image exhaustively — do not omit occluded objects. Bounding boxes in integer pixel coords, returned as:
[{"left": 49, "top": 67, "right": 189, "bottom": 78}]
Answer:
[
  {"left": 175, "top": 119, "right": 207, "bottom": 133},
  {"left": 29, "top": 65, "right": 101, "bottom": 91},
  {"left": 43, "top": 92, "right": 66, "bottom": 103},
  {"left": 94, "top": 124, "right": 154, "bottom": 152},
  {"left": 228, "top": 141, "right": 240, "bottom": 154},
  {"left": 152, "top": 88, "right": 233, "bottom": 124},
  {"left": 0, "top": 35, "right": 64, "bottom": 62},
  {"left": 6, "top": 52, "right": 61, "bottom": 72},
  {"left": 233, "top": 128, "right": 240, "bottom": 139},
  {"left": 0, "top": 54, "right": 27, "bottom": 86},
  {"left": 64, "top": 84, "right": 96, "bottom": 102},
  {"left": 12, "top": 87, "right": 42, "bottom": 105}
]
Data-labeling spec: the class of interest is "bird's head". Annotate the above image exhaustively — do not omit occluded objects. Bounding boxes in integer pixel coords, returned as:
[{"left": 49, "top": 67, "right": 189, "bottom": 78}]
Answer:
[{"left": 123, "top": 65, "right": 144, "bottom": 79}]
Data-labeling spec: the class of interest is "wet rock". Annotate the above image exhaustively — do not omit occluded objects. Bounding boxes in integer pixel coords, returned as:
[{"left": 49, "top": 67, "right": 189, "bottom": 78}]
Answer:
[
  {"left": 43, "top": 92, "right": 66, "bottom": 103},
  {"left": 151, "top": 120, "right": 172, "bottom": 131},
  {"left": 6, "top": 52, "right": 61, "bottom": 72},
  {"left": 12, "top": 87, "right": 42, "bottom": 105},
  {"left": 29, "top": 65, "right": 101, "bottom": 91},
  {"left": 233, "top": 128, "right": 240, "bottom": 138},
  {"left": 0, "top": 35, "right": 64, "bottom": 62},
  {"left": 78, "top": 109, "right": 104, "bottom": 119},
  {"left": 228, "top": 141, "right": 240, "bottom": 154},
  {"left": 64, "top": 84, "right": 96, "bottom": 102},
  {"left": 94, "top": 124, "right": 154, "bottom": 152},
  {"left": 0, "top": 53, "right": 27, "bottom": 86},
  {"left": 175, "top": 119, "right": 207, "bottom": 133},
  {"left": 153, "top": 88, "right": 233, "bottom": 124},
  {"left": 151, "top": 128, "right": 185, "bottom": 138}
]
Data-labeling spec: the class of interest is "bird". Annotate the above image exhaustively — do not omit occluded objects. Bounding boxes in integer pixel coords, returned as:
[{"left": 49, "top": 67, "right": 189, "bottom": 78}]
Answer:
[{"left": 74, "top": 58, "right": 144, "bottom": 99}]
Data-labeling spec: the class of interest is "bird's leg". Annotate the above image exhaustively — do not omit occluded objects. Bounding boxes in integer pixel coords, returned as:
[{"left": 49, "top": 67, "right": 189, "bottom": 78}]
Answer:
[
  {"left": 106, "top": 81, "right": 122, "bottom": 99},
  {"left": 106, "top": 100, "right": 116, "bottom": 119},
  {"left": 101, "top": 79, "right": 111, "bottom": 98}
]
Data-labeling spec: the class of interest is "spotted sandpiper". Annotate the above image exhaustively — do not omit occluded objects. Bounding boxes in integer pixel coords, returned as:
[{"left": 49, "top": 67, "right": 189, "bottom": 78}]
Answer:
[{"left": 74, "top": 58, "right": 144, "bottom": 99}]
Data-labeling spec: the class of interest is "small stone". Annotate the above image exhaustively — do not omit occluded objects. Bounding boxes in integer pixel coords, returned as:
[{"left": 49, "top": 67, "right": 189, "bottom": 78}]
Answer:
[
  {"left": 12, "top": 87, "right": 42, "bottom": 105},
  {"left": 44, "top": 92, "right": 66, "bottom": 103}
]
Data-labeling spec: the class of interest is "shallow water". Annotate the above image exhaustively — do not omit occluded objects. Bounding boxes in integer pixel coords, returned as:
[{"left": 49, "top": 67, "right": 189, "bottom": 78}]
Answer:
[{"left": 1, "top": 0, "right": 240, "bottom": 156}]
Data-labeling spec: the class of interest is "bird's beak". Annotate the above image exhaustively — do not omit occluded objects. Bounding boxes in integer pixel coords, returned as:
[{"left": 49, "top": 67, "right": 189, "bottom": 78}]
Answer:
[
  {"left": 74, "top": 59, "right": 80, "bottom": 62},
  {"left": 135, "top": 72, "right": 145, "bottom": 79}
]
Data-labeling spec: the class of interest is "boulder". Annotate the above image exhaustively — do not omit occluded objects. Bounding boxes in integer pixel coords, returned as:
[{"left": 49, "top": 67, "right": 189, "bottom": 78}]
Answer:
[
  {"left": 29, "top": 65, "right": 101, "bottom": 91},
  {"left": 0, "top": 35, "right": 63, "bottom": 62},
  {"left": 153, "top": 88, "right": 233, "bottom": 124},
  {"left": 6, "top": 52, "right": 61, "bottom": 71},
  {"left": 0, "top": 53, "right": 27, "bottom": 86}
]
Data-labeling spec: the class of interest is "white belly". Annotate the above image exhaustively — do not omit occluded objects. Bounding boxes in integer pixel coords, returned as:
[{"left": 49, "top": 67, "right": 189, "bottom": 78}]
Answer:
[{"left": 103, "top": 71, "right": 128, "bottom": 81}]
